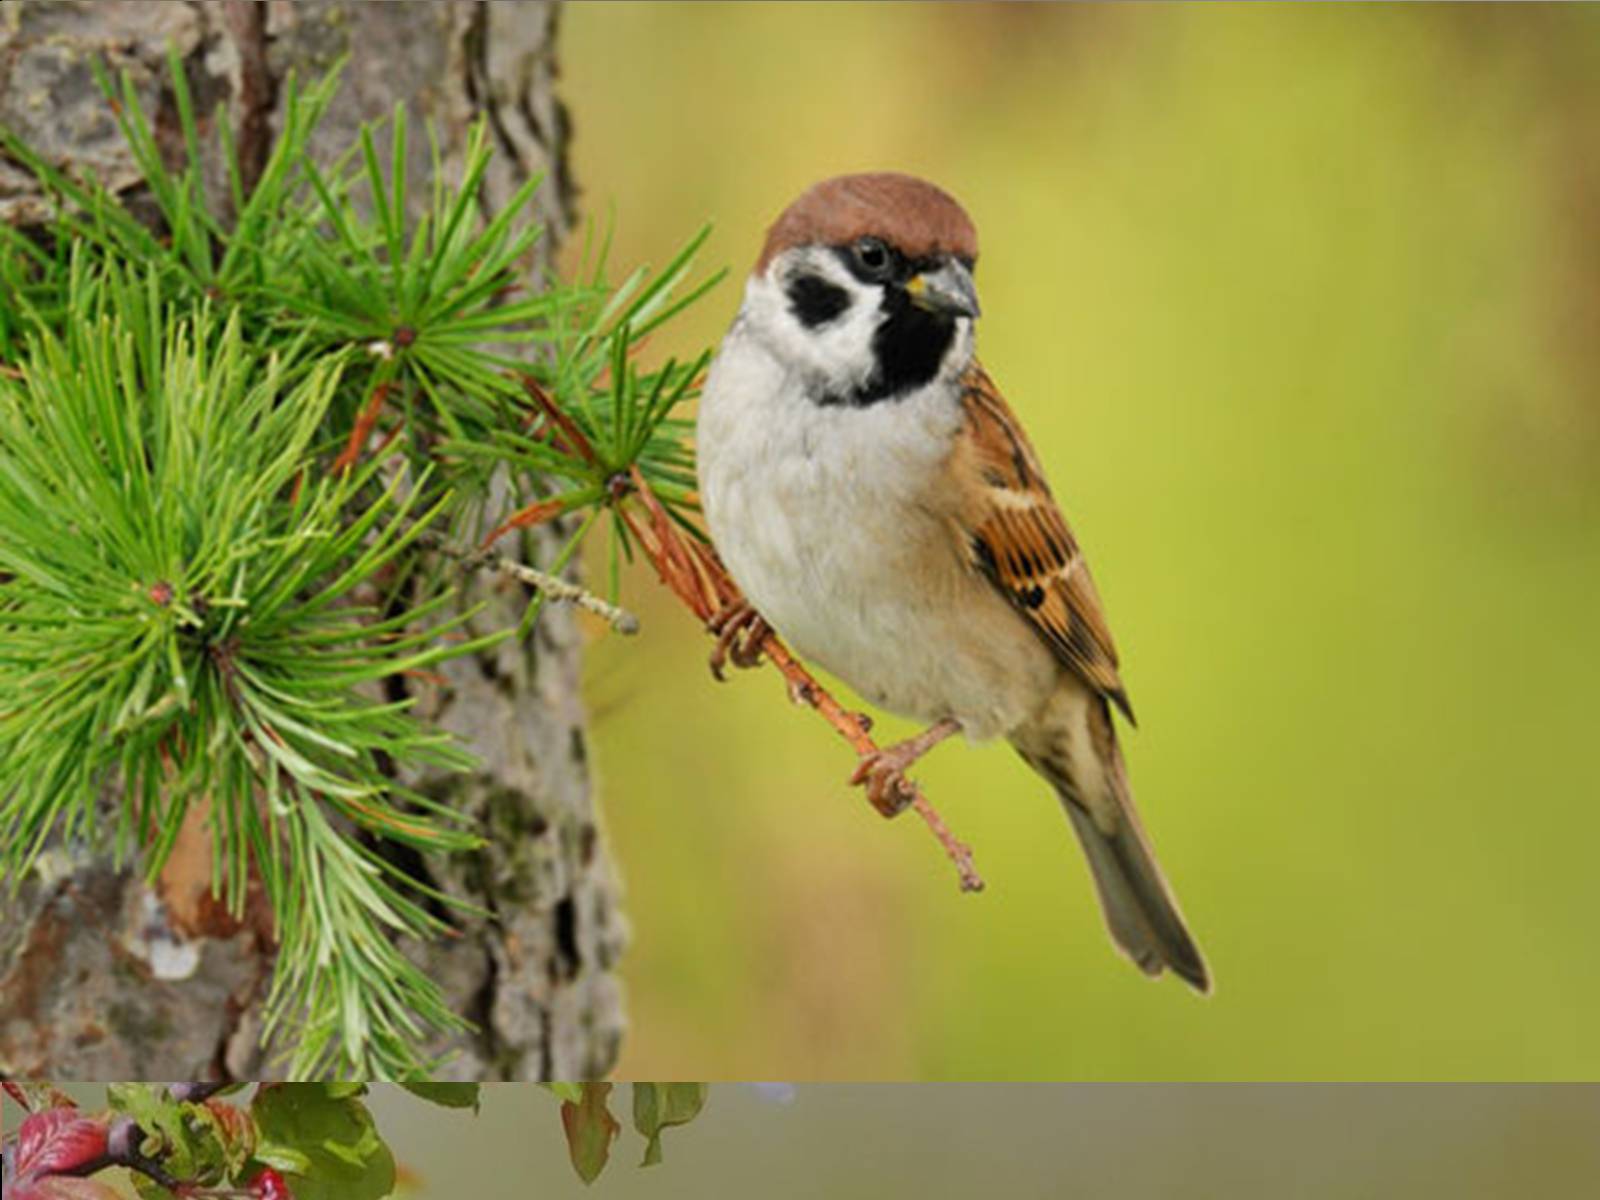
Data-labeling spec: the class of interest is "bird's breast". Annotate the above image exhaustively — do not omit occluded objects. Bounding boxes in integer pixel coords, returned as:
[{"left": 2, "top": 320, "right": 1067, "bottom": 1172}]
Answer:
[{"left": 697, "top": 329, "right": 1057, "bottom": 738}]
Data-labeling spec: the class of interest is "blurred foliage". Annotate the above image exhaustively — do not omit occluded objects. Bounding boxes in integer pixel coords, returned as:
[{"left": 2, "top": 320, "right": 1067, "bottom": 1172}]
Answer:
[
  {"left": 549, "top": 1082, "right": 708, "bottom": 1182},
  {"left": 8, "top": 1084, "right": 1600, "bottom": 1200},
  {"left": 0, "top": 1084, "right": 705, "bottom": 1198},
  {"left": 0, "top": 1084, "right": 473, "bottom": 1200},
  {"left": 560, "top": 2, "right": 1600, "bottom": 1079},
  {"left": 380, "top": 1083, "right": 1600, "bottom": 1200}
]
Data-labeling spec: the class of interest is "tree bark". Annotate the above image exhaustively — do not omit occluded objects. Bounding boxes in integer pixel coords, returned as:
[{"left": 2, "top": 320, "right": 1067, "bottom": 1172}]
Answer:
[{"left": 0, "top": 0, "right": 626, "bottom": 1081}]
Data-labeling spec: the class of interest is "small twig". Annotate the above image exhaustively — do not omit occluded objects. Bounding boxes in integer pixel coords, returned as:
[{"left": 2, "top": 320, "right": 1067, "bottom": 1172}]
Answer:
[
  {"left": 428, "top": 534, "right": 639, "bottom": 635},
  {"left": 492, "top": 554, "right": 640, "bottom": 635},
  {"left": 622, "top": 465, "right": 984, "bottom": 893},
  {"left": 758, "top": 630, "right": 984, "bottom": 892}
]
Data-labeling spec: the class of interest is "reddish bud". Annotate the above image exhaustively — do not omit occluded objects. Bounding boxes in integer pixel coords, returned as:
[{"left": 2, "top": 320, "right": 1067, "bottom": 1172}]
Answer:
[{"left": 249, "top": 1167, "right": 293, "bottom": 1200}]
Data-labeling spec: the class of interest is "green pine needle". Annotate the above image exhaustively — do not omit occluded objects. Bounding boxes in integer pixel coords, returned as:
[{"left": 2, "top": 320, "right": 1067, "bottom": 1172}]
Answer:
[{"left": 0, "top": 52, "right": 718, "bottom": 1080}]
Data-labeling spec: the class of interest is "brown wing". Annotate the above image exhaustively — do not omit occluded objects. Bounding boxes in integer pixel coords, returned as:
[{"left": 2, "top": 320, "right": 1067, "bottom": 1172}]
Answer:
[{"left": 949, "top": 362, "right": 1135, "bottom": 723}]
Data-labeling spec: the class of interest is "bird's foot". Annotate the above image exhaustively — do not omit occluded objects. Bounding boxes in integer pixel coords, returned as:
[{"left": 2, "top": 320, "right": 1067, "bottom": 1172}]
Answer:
[
  {"left": 707, "top": 600, "right": 771, "bottom": 680},
  {"left": 849, "top": 717, "right": 962, "bottom": 818}
]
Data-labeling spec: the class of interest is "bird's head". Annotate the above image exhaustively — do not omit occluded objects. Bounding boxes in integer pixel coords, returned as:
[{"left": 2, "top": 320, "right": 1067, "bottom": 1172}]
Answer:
[{"left": 742, "top": 172, "right": 980, "bottom": 408}]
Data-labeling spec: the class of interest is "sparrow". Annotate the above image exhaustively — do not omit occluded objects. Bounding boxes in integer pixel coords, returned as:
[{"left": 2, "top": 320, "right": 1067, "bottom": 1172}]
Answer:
[{"left": 695, "top": 172, "right": 1208, "bottom": 992}]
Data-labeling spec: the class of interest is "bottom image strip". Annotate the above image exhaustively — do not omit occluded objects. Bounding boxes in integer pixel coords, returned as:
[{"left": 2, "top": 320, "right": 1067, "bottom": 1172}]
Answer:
[{"left": 3, "top": 1083, "right": 1596, "bottom": 1198}]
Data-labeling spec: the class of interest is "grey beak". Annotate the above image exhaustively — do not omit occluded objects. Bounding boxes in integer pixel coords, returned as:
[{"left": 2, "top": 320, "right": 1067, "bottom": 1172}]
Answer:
[{"left": 906, "top": 259, "right": 980, "bottom": 319}]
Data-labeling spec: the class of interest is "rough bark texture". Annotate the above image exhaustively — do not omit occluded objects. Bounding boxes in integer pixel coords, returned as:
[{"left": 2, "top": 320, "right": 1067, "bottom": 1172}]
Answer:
[{"left": 0, "top": 0, "right": 626, "bottom": 1081}]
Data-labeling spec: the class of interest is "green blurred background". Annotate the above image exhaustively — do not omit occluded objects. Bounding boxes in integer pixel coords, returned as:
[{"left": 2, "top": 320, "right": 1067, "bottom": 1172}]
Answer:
[
  {"left": 557, "top": 2, "right": 1600, "bottom": 1079},
  {"left": 9, "top": 1086, "right": 1600, "bottom": 1198},
  {"left": 381, "top": 1085, "right": 1600, "bottom": 1198}
]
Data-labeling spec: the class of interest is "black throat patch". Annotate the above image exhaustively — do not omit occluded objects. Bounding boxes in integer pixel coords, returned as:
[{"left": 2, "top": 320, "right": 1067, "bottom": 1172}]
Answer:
[
  {"left": 855, "top": 284, "right": 958, "bottom": 406},
  {"left": 794, "top": 245, "right": 965, "bottom": 409},
  {"left": 813, "top": 286, "right": 958, "bottom": 408}
]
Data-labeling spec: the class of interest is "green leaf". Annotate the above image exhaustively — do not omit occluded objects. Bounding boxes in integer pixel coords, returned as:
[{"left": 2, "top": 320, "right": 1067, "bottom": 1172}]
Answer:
[
  {"left": 249, "top": 1145, "right": 313, "bottom": 1177},
  {"left": 105, "top": 1084, "right": 227, "bottom": 1185},
  {"left": 631, "top": 1083, "right": 709, "bottom": 1167},
  {"left": 398, "top": 1083, "right": 480, "bottom": 1111},
  {"left": 251, "top": 1085, "right": 396, "bottom": 1200},
  {"left": 130, "top": 1173, "right": 179, "bottom": 1200},
  {"left": 559, "top": 1083, "right": 620, "bottom": 1185},
  {"left": 543, "top": 1083, "right": 583, "bottom": 1103},
  {"left": 190, "top": 1097, "right": 258, "bottom": 1178}
]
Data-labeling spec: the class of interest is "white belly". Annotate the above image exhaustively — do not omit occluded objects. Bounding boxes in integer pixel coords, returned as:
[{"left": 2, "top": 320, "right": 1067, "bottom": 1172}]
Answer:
[{"left": 697, "top": 323, "right": 1057, "bottom": 740}]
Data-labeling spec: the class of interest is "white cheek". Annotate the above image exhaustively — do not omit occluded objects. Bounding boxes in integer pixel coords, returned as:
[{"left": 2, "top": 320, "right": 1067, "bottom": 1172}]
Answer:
[
  {"left": 743, "top": 258, "right": 882, "bottom": 396},
  {"left": 940, "top": 319, "right": 975, "bottom": 383}
]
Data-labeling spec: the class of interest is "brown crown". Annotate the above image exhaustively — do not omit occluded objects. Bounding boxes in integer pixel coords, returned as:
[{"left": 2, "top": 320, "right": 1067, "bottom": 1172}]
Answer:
[{"left": 754, "top": 173, "right": 979, "bottom": 273}]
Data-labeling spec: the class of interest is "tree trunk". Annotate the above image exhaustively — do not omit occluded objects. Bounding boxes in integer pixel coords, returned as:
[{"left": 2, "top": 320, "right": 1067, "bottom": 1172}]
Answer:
[{"left": 0, "top": 0, "right": 626, "bottom": 1081}]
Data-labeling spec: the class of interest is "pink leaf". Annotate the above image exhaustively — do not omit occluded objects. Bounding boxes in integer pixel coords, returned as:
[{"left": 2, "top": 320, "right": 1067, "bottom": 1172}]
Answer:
[
  {"left": 23, "top": 1178, "right": 124, "bottom": 1200},
  {"left": 15, "top": 1109, "right": 110, "bottom": 1179}
]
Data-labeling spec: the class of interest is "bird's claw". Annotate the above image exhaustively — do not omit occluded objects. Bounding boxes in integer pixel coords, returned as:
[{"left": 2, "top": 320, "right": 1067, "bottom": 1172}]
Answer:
[
  {"left": 847, "top": 718, "right": 961, "bottom": 818},
  {"left": 850, "top": 747, "right": 918, "bottom": 818},
  {"left": 707, "top": 601, "right": 771, "bottom": 680}
]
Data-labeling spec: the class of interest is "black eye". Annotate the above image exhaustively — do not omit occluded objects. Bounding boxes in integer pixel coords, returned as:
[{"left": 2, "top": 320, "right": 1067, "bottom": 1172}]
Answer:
[{"left": 853, "top": 237, "right": 892, "bottom": 278}]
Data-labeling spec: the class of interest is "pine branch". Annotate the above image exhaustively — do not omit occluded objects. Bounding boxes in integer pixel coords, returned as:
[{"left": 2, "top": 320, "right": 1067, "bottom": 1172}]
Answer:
[{"left": 0, "top": 53, "right": 720, "bottom": 1078}]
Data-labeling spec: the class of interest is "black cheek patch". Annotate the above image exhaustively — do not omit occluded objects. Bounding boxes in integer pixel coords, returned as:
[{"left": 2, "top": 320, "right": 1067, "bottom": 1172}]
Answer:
[{"left": 786, "top": 274, "right": 851, "bottom": 328}]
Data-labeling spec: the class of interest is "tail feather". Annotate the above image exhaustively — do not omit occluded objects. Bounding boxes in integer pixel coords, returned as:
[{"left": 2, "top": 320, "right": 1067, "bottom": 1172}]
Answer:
[
  {"left": 1014, "top": 685, "right": 1210, "bottom": 993},
  {"left": 1063, "top": 801, "right": 1209, "bottom": 992}
]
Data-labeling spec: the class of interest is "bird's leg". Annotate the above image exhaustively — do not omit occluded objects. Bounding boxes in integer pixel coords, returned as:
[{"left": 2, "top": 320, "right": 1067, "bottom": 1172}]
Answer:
[
  {"left": 707, "top": 599, "right": 772, "bottom": 680},
  {"left": 850, "top": 716, "right": 963, "bottom": 817}
]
